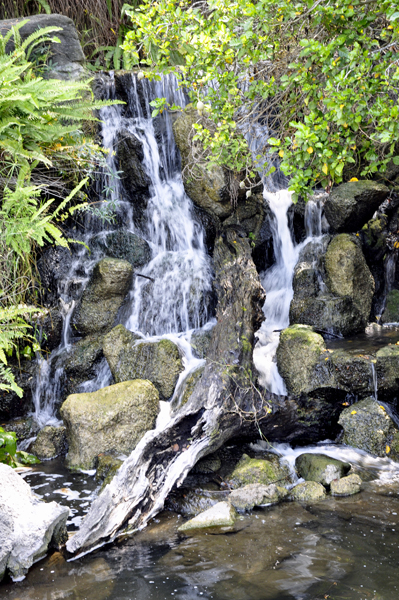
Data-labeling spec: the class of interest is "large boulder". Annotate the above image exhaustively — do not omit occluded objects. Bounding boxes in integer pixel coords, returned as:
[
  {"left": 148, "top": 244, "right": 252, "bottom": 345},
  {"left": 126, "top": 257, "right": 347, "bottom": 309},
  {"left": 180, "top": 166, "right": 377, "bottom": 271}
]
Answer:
[
  {"left": 338, "top": 397, "right": 397, "bottom": 457},
  {"left": 295, "top": 453, "right": 351, "bottom": 488},
  {"left": 324, "top": 180, "right": 389, "bottom": 233},
  {"left": 60, "top": 379, "right": 160, "bottom": 470},
  {"left": 290, "top": 234, "right": 375, "bottom": 336},
  {"left": 0, "top": 14, "right": 85, "bottom": 80},
  {"left": 90, "top": 230, "right": 151, "bottom": 269},
  {"left": 0, "top": 463, "right": 69, "bottom": 582},
  {"left": 103, "top": 324, "right": 183, "bottom": 399},
  {"left": 73, "top": 258, "right": 133, "bottom": 336}
]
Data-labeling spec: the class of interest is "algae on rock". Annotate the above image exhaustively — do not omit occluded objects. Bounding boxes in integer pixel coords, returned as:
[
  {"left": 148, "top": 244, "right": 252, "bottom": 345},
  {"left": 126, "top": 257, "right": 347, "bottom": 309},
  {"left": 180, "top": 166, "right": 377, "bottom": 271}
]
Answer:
[
  {"left": 60, "top": 379, "right": 160, "bottom": 470},
  {"left": 228, "top": 453, "right": 290, "bottom": 488}
]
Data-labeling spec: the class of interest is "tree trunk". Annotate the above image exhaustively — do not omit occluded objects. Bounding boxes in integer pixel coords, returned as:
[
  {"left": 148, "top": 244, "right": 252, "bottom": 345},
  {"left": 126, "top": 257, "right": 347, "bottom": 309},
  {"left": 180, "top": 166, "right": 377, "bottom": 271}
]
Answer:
[{"left": 67, "top": 226, "right": 267, "bottom": 556}]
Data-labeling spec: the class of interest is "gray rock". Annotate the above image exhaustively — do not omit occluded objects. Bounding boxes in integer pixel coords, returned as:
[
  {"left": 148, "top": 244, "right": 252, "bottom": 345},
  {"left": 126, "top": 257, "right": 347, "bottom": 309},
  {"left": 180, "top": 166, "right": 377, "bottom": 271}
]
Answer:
[
  {"left": 31, "top": 426, "right": 67, "bottom": 460},
  {"left": 376, "top": 344, "right": 399, "bottom": 398},
  {"left": 37, "top": 245, "right": 73, "bottom": 307},
  {"left": 57, "top": 335, "right": 105, "bottom": 398},
  {"left": 0, "top": 463, "right": 69, "bottom": 581},
  {"left": 115, "top": 130, "right": 151, "bottom": 214},
  {"left": 289, "top": 481, "right": 326, "bottom": 502},
  {"left": 0, "top": 15, "right": 85, "bottom": 80},
  {"left": 324, "top": 180, "right": 389, "bottom": 232},
  {"left": 382, "top": 289, "right": 399, "bottom": 323},
  {"left": 330, "top": 473, "right": 362, "bottom": 496},
  {"left": 191, "top": 328, "right": 213, "bottom": 359},
  {"left": 90, "top": 230, "right": 151, "bottom": 269},
  {"left": 3, "top": 417, "right": 39, "bottom": 443},
  {"left": 228, "top": 483, "right": 288, "bottom": 512},
  {"left": 295, "top": 453, "right": 351, "bottom": 487},
  {"left": 178, "top": 501, "right": 237, "bottom": 531},
  {"left": 290, "top": 234, "right": 375, "bottom": 336},
  {"left": 103, "top": 324, "right": 183, "bottom": 399},
  {"left": 60, "top": 379, "right": 160, "bottom": 470},
  {"left": 73, "top": 258, "right": 133, "bottom": 336},
  {"left": 338, "top": 397, "right": 396, "bottom": 457},
  {"left": 194, "top": 453, "right": 221, "bottom": 474}
]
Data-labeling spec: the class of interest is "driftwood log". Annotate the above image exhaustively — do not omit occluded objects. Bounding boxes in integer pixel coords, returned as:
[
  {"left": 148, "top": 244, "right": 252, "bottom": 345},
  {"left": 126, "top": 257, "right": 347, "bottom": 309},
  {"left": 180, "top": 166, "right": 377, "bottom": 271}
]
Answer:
[{"left": 67, "top": 226, "right": 344, "bottom": 556}]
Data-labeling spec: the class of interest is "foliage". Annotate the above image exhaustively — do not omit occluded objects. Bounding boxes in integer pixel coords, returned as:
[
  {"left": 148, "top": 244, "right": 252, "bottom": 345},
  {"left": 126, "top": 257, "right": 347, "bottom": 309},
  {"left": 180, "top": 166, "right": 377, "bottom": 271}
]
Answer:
[
  {"left": 0, "top": 426, "right": 40, "bottom": 467},
  {"left": 122, "top": 0, "right": 399, "bottom": 200}
]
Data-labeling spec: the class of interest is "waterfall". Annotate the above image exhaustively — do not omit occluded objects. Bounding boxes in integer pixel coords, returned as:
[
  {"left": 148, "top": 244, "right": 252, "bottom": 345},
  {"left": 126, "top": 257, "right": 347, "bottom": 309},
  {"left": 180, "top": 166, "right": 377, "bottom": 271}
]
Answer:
[
  {"left": 31, "top": 73, "right": 213, "bottom": 426},
  {"left": 254, "top": 194, "right": 323, "bottom": 394}
]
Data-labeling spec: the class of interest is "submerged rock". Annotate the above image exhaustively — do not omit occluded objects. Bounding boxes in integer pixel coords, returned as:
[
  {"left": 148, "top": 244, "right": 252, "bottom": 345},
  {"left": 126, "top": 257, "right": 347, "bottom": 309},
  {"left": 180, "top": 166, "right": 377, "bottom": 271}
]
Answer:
[
  {"left": 178, "top": 501, "right": 237, "bottom": 531},
  {"left": 228, "top": 483, "right": 288, "bottom": 512},
  {"left": 330, "top": 473, "right": 362, "bottom": 496},
  {"left": 73, "top": 258, "right": 133, "bottom": 336},
  {"left": 338, "top": 397, "right": 396, "bottom": 457},
  {"left": 103, "top": 324, "right": 183, "bottom": 399},
  {"left": 228, "top": 454, "right": 290, "bottom": 488},
  {"left": 324, "top": 180, "right": 389, "bottom": 233},
  {"left": 0, "top": 463, "right": 69, "bottom": 582},
  {"left": 295, "top": 453, "right": 351, "bottom": 488},
  {"left": 31, "top": 426, "right": 67, "bottom": 460},
  {"left": 289, "top": 481, "right": 326, "bottom": 502},
  {"left": 60, "top": 379, "right": 160, "bottom": 470}
]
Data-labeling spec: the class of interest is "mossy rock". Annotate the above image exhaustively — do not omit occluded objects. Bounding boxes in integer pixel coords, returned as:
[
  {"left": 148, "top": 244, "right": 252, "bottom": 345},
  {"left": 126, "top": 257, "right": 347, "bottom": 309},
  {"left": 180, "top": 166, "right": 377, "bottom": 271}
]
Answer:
[
  {"left": 103, "top": 324, "right": 183, "bottom": 399},
  {"left": 330, "top": 473, "right": 362, "bottom": 496},
  {"left": 95, "top": 454, "right": 123, "bottom": 491},
  {"left": 376, "top": 344, "right": 399, "bottom": 396},
  {"left": 276, "top": 325, "right": 326, "bottom": 396},
  {"left": 31, "top": 426, "right": 67, "bottom": 460},
  {"left": 228, "top": 453, "right": 289, "bottom": 488},
  {"left": 60, "top": 379, "right": 160, "bottom": 470},
  {"left": 295, "top": 453, "right": 351, "bottom": 488},
  {"left": 289, "top": 481, "right": 326, "bottom": 502},
  {"left": 382, "top": 289, "right": 399, "bottom": 324},
  {"left": 228, "top": 483, "right": 288, "bottom": 512}
]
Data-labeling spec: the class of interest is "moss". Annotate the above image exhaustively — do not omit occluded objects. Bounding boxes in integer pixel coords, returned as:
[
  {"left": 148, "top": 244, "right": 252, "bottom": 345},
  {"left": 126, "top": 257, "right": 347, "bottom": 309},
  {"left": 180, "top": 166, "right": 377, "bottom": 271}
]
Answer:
[
  {"left": 228, "top": 454, "right": 288, "bottom": 488},
  {"left": 382, "top": 289, "right": 399, "bottom": 323}
]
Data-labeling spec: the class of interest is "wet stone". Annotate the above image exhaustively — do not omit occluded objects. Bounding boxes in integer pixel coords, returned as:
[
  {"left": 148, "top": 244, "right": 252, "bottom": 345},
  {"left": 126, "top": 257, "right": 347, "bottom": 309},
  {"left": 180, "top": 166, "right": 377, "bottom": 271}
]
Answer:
[
  {"left": 228, "top": 453, "right": 290, "bottom": 488},
  {"left": 178, "top": 501, "right": 237, "bottom": 532},
  {"left": 228, "top": 483, "right": 288, "bottom": 512},
  {"left": 295, "top": 453, "right": 351, "bottom": 488},
  {"left": 330, "top": 473, "right": 362, "bottom": 496},
  {"left": 289, "top": 481, "right": 327, "bottom": 502},
  {"left": 31, "top": 426, "right": 67, "bottom": 460}
]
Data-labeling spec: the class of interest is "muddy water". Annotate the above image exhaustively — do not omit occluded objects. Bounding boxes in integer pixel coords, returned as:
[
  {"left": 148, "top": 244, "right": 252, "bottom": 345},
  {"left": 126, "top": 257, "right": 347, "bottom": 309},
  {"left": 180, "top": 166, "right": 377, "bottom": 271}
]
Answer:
[{"left": 2, "top": 473, "right": 399, "bottom": 599}]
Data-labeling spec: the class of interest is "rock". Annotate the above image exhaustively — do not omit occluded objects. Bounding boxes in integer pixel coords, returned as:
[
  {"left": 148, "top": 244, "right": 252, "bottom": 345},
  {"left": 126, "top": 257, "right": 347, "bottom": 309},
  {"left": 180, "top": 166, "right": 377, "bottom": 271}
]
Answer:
[
  {"left": 103, "top": 324, "right": 183, "bottom": 399},
  {"left": 338, "top": 397, "right": 396, "bottom": 457},
  {"left": 58, "top": 335, "right": 105, "bottom": 398},
  {"left": 228, "top": 453, "right": 290, "bottom": 488},
  {"left": 290, "top": 234, "right": 375, "bottom": 336},
  {"left": 172, "top": 366, "right": 205, "bottom": 410},
  {"left": 194, "top": 453, "right": 221, "bottom": 474},
  {"left": 228, "top": 483, "right": 288, "bottom": 512},
  {"left": 382, "top": 289, "right": 399, "bottom": 323},
  {"left": 2, "top": 417, "right": 39, "bottom": 443},
  {"left": 178, "top": 501, "right": 237, "bottom": 531},
  {"left": 60, "top": 379, "right": 160, "bottom": 470},
  {"left": 330, "top": 473, "right": 362, "bottom": 496},
  {"left": 276, "top": 325, "right": 326, "bottom": 396},
  {"left": 0, "top": 361, "right": 35, "bottom": 422},
  {"left": 95, "top": 454, "right": 123, "bottom": 491},
  {"left": 115, "top": 130, "right": 151, "bottom": 217},
  {"left": 0, "top": 463, "right": 69, "bottom": 582},
  {"left": 172, "top": 109, "right": 232, "bottom": 219},
  {"left": 376, "top": 344, "right": 399, "bottom": 398},
  {"left": 31, "top": 426, "right": 67, "bottom": 460},
  {"left": 73, "top": 258, "right": 133, "bottom": 336},
  {"left": 289, "top": 481, "right": 326, "bottom": 502},
  {"left": 35, "top": 308, "right": 63, "bottom": 352},
  {"left": 0, "top": 14, "right": 85, "bottom": 80},
  {"left": 190, "top": 327, "right": 213, "bottom": 359},
  {"left": 166, "top": 488, "right": 226, "bottom": 517},
  {"left": 324, "top": 181, "right": 389, "bottom": 233},
  {"left": 90, "top": 230, "right": 151, "bottom": 269},
  {"left": 295, "top": 453, "right": 351, "bottom": 487},
  {"left": 37, "top": 246, "right": 73, "bottom": 307}
]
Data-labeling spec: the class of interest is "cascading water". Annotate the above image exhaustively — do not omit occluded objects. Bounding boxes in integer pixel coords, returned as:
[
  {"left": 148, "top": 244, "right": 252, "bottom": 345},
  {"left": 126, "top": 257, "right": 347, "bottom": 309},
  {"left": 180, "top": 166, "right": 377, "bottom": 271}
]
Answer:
[
  {"left": 253, "top": 192, "right": 323, "bottom": 394},
  {"left": 31, "top": 73, "right": 213, "bottom": 427}
]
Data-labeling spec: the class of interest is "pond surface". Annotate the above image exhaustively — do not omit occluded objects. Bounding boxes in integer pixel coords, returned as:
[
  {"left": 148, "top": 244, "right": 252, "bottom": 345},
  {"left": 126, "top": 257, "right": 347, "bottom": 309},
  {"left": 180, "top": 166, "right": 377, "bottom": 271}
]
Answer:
[
  {"left": 2, "top": 448, "right": 399, "bottom": 600},
  {"left": 326, "top": 323, "right": 399, "bottom": 355}
]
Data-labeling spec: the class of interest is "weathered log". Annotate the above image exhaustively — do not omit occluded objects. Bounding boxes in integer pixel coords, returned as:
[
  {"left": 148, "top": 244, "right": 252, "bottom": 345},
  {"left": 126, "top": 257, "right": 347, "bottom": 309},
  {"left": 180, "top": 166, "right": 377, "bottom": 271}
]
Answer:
[{"left": 67, "top": 227, "right": 266, "bottom": 556}]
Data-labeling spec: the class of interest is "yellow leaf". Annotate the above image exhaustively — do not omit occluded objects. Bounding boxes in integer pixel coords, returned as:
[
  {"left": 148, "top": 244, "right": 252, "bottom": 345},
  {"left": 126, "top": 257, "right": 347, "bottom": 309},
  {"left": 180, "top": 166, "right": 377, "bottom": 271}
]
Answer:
[
  {"left": 340, "top": 104, "right": 344, "bottom": 109},
  {"left": 349, "top": 177, "right": 358, "bottom": 182},
  {"left": 325, "top": 357, "right": 329, "bottom": 361},
  {"left": 379, "top": 405, "right": 386, "bottom": 411},
  {"left": 279, "top": 149, "right": 284, "bottom": 158},
  {"left": 307, "top": 147, "right": 314, "bottom": 154},
  {"left": 351, "top": 410, "right": 357, "bottom": 415},
  {"left": 322, "top": 163, "right": 328, "bottom": 175},
  {"left": 386, "top": 445, "right": 391, "bottom": 454}
]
